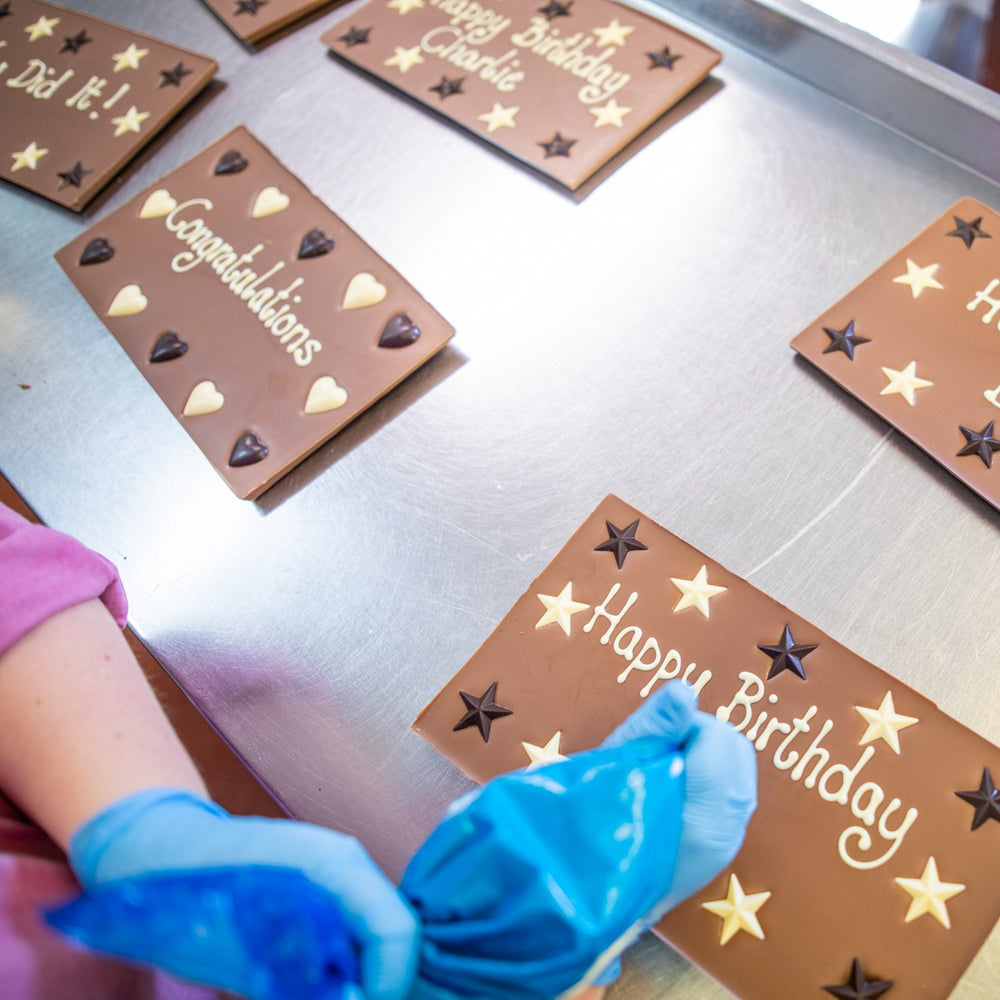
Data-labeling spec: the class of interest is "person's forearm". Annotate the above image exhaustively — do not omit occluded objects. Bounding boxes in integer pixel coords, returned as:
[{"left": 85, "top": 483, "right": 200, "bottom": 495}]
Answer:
[{"left": 0, "top": 597, "right": 206, "bottom": 850}]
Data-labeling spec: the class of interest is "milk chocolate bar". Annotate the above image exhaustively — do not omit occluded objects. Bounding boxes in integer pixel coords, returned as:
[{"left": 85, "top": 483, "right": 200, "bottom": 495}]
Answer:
[
  {"left": 323, "top": 0, "right": 720, "bottom": 190},
  {"left": 414, "top": 494, "right": 1000, "bottom": 1000},
  {"left": 56, "top": 126, "right": 455, "bottom": 498},
  {"left": 198, "top": 0, "right": 333, "bottom": 45},
  {"left": 0, "top": 0, "right": 215, "bottom": 210},
  {"left": 792, "top": 197, "right": 1000, "bottom": 512}
]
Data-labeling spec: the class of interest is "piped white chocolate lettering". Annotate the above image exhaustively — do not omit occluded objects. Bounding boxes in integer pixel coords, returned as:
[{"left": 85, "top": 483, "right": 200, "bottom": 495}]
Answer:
[
  {"left": 717, "top": 672, "right": 918, "bottom": 869},
  {"left": 582, "top": 583, "right": 712, "bottom": 698},
  {"left": 967, "top": 277, "right": 1000, "bottom": 328},
  {"left": 509, "top": 18, "right": 630, "bottom": 104},
  {"left": 161, "top": 198, "right": 322, "bottom": 367}
]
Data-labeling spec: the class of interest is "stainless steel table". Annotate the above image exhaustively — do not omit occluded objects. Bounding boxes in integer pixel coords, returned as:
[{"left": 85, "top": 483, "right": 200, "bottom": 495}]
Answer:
[{"left": 2, "top": 0, "right": 999, "bottom": 995}]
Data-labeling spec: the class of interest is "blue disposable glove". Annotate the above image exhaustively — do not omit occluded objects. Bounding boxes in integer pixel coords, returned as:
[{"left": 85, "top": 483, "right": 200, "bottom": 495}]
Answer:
[
  {"left": 402, "top": 733, "right": 686, "bottom": 1000},
  {"left": 47, "top": 789, "right": 418, "bottom": 1000},
  {"left": 585, "top": 681, "right": 757, "bottom": 990},
  {"left": 601, "top": 681, "right": 758, "bottom": 916},
  {"left": 401, "top": 681, "right": 755, "bottom": 1000}
]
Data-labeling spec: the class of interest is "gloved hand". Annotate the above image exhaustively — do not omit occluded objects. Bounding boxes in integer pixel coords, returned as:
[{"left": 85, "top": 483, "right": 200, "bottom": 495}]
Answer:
[
  {"left": 584, "top": 681, "right": 757, "bottom": 992},
  {"left": 46, "top": 788, "right": 418, "bottom": 1000},
  {"left": 401, "top": 681, "right": 755, "bottom": 1000},
  {"left": 601, "top": 681, "right": 757, "bottom": 916}
]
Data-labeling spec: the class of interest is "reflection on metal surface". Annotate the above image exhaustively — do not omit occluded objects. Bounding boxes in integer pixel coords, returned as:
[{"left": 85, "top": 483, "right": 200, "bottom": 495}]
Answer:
[
  {"left": 805, "top": 0, "right": 928, "bottom": 43},
  {"left": 804, "top": 0, "right": 992, "bottom": 81},
  {"left": 648, "top": 0, "right": 1000, "bottom": 185}
]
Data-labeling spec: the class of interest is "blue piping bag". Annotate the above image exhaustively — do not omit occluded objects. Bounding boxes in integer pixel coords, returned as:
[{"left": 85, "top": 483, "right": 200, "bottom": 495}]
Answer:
[
  {"left": 401, "top": 736, "right": 685, "bottom": 999},
  {"left": 45, "top": 865, "right": 358, "bottom": 1000}
]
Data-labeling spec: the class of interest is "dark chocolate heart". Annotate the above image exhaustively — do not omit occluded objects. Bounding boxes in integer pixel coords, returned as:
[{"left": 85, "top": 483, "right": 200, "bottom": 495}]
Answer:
[
  {"left": 214, "top": 150, "right": 248, "bottom": 175},
  {"left": 79, "top": 237, "right": 114, "bottom": 266},
  {"left": 229, "top": 432, "right": 268, "bottom": 467},
  {"left": 297, "top": 229, "right": 335, "bottom": 259},
  {"left": 149, "top": 331, "right": 188, "bottom": 363},
  {"left": 378, "top": 313, "right": 421, "bottom": 349}
]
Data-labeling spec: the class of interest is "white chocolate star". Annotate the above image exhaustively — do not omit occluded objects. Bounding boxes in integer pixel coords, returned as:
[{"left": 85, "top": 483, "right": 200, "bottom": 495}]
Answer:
[
  {"left": 111, "top": 42, "right": 149, "bottom": 72},
  {"left": 854, "top": 691, "right": 918, "bottom": 754},
  {"left": 702, "top": 873, "right": 771, "bottom": 945},
  {"left": 477, "top": 103, "right": 519, "bottom": 133},
  {"left": 24, "top": 15, "right": 59, "bottom": 41},
  {"left": 892, "top": 259, "right": 943, "bottom": 298},
  {"left": 11, "top": 141, "right": 48, "bottom": 172},
  {"left": 384, "top": 45, "right": 424, "bottom": 72},
  {"left": 895, "top": 857, "right": 965, "bottom": 929},
  {"left": 521, "top": 732, "right": 568, "bottom": 770},
  {"left": 589, "top": 98, "right": 632, "bottom": 128},
  {"left": 880, "top": 361, "right": 933, "bottom": 405},
  {"left": 110, "top": 105, "right": 150, "bottom": 137},
  {"left": 535, "top": 582, "right": 590, "bottom": 636},
  {"left": 671, "top": 565, "right": 727, "bottom": 618},
  {"left": 388, "top": 0, "right": 425, "bottom": 13},
  {"left": 592, "top": 18, "right": 633, "bottom": 46}
]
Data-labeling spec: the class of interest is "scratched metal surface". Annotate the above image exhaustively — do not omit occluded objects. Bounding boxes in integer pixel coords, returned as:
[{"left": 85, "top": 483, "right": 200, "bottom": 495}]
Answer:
[{"left": 1, "top": 0, "right": 999, "bottom": 996}]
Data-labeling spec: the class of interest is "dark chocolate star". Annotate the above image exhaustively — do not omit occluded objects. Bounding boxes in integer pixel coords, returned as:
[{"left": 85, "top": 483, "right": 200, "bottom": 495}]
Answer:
[
  {"left": 159, "top": 62, "right": 193, "bottom": 87},
  {"left": 56, "top": 162, "right": 91, "bottom": 189},
  {"left": 453, "top": 682, "right": 513, "bottom": 742},
  {"left": 338, "top": 25, "right": 371, "bottom": 46},
  {"left": 823, "top": 958, "right": 893, "bottom": 1000},
  {"left": 430, "top": 75, "right": 464, "bottom": 100},
  {"left": 957, "top": 421, "right": 1000, "bottom": 468},
  {"left": 956, "top": 768, "right": 1000, "bottom": 829},
  {"left": 60, "top": 29, "right": 92, "bottom": 54},
  {"left": 757, "top": 625, "right": 817, "bottom": 681},
  {"left": 822, "top": 319, "right": 870, "bottom": 360},
  {"left": 538, "top": 0, "right": 572, "bottom": 18},
  {"left": 946, "top": 215, "right": 991, "bottom": 249},
  {"left": 539, "top": 132, "right": 576, "bottom": 158},
  {"left": 234, "top": 0, "right": 266, "bottom": 13},
  {"left": 647, "top": 46, "right": 682, "bottom": 69},
  {"left": 0, "top": 4, "right": 12, "bottom": 18},
  {"left": 594, "top": 519, "right": 648, "bottom": 569}
]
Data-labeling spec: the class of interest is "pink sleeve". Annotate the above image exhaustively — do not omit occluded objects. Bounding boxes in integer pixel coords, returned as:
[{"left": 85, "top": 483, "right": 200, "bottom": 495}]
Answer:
[{"left": 0, "top": 503, "right": 128, "bottom": 658}]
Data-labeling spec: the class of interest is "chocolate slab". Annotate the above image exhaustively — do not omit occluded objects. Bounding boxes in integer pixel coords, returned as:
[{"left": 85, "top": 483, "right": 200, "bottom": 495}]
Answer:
[
  {"left": 322, "top": 0, "right": 720, "bottom": 190},
  {"left": 198, "top": 0, "right": 333, "bottom": 45},
  {"left": 413, "top": 494, "right": 1000, "bottom": 1000},
  {"left": 55, "top": 126, "right": 454, "bottom": 498},
  {"left": 0, "top": 0, "right": 215, "bottom": 210},
  {"left": 791, "top": 197, "right": 1000, "bottom": 512}
]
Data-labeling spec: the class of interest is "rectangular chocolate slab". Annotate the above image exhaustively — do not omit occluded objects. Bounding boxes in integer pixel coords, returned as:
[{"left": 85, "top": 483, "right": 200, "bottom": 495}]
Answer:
[
  {"left": 323, "top": 0, "right": 720, "bottom": 190},
  {"left": 55, "top": 126, "right": 454, "bottom": 499},
  {"left": 791, "top": 198, "right": 1000, "bottom": 511},
  {"left": 0, "top": 0, "right": 216, "bottom": 210},
  {"left": 413, "top": 494, "right": 1000, "bottom": 1000},
  {"left": 198, "top": 0, "right": 333, "bottom": 45}
]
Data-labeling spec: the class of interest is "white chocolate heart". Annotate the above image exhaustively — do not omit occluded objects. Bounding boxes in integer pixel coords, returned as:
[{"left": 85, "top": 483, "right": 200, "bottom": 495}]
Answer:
[
  {"left": 139, "top": 188, "right": 177, "bottom": 219},
  {"left": 342, "top": 272, "right": 387, "bottom": 310},
  {"left": 183, "top": 380, "right": 225, "bottom": 417},
  {"left": 304, "top": 376, "right": 348, "bottom": 414},
  {"left": 985, "top": 386, "right": 1000, "bottom": 408},
  {"left": 251, "top": 186, "right": 290, "bottom": 218},
  {"left": 107, "top": 283, "right": 148, "bottom": 317}
]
